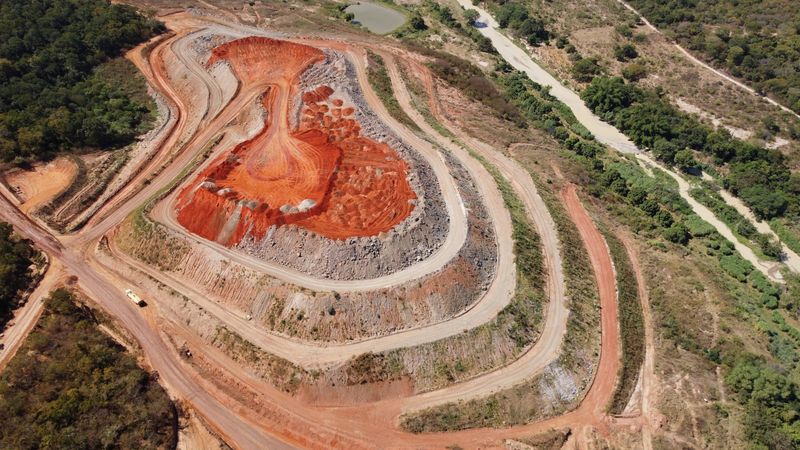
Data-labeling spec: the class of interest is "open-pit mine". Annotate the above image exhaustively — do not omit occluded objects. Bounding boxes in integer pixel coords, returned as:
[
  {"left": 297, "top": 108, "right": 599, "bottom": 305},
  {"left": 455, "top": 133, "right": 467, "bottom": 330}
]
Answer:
[{"left": 0, "top": 4, "right": 679, "bottom": 450}]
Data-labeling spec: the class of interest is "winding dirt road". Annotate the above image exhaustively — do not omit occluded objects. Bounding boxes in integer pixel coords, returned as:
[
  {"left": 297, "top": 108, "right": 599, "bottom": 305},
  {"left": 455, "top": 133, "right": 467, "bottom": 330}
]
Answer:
[{"left": 381, "top": 54, "right": 572, "bottom": 411}]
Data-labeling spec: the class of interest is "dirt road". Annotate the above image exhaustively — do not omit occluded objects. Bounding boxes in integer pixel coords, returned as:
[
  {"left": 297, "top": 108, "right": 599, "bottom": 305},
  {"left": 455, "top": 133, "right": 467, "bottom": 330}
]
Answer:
[
  {"left": 636, "top": 154, "right": 783, "bottom": 282},
  {"left": 0, "top": 261, "right": 61, "bottom": 371},
  {"left": 620, "top": 235, "right": 658, "bottom": 450},
  {"left": 0, "top": 11, "right": 627, "bottom": 448},
  {"left": 382, "top": 54, "right": 573, "bottom": 411},
  {"left": 460, "top": 2, "right": 791, "bottom": 282}
]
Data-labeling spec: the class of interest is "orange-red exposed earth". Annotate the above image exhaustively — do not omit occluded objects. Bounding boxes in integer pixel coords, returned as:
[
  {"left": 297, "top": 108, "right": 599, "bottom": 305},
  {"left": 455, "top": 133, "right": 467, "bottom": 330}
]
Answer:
[{"left": 176, "top": 37, "right": 416, "bottom": 244}]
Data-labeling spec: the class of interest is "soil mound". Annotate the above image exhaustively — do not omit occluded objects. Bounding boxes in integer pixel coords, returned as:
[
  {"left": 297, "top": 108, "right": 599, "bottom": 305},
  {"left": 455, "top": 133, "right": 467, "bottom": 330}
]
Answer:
[{"left": 176, "top": 37, "right": 415, "bottom": 243}]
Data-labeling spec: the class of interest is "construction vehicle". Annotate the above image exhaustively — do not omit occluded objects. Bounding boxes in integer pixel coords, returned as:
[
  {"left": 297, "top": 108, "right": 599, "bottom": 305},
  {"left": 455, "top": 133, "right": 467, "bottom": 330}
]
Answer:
[{"left": 125, "top": 289, "right": 145, "bottom": 307}]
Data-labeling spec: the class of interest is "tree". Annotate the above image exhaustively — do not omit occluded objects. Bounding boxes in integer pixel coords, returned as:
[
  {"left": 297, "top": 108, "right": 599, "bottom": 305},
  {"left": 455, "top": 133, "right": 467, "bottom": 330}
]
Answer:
[
  {"left": 614, "top": 43, "right": 639, "bottom": 61},
  {"left": 409, "top": 13, "right": 427, "bottom": 31},
  {"left": 674, "top": 149, "right": 699, "bottom": 172},
  {"left": 621, "top": 62, "right": 647, "bottom": 81},
  {"left": 581, "top": 77, "right": 637, "bottom": 118},
  {"left": 571, "top": 57, "right": 603, "bottom": 82},
  {"left": 663, "top": 223, "right": 690, "bottom": 244},
  {"left": 464, "top": 9, "right": 479, "bottom": 25},
  {"left": 740, "top": 186, "right": 789, "bottom": 220},
  {"left": 654, "top": 209, "right": 674, "bottom": 228},
  {"left": 495, "top": 3, "right": 528, "bottom": 29},
  {"left": 0, "top": 0, "right": 163, "bottom": 163},
  {"left": 0, "top": 222, "right": 34, "bottom": 325},
  {"left": 517, "top": 18, "right": 549, "bottom": 45}
]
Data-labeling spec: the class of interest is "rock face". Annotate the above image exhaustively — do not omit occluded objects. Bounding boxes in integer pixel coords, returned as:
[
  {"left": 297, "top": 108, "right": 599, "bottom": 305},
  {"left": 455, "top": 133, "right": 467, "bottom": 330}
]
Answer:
[{"left": 176, "top": 37, "right": 416, "bottom": 244}]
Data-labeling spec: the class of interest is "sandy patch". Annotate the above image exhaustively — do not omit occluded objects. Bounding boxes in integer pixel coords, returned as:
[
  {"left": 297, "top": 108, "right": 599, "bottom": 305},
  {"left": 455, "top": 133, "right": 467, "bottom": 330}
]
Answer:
[
  {"left": 5, "top": 157, "right": 77, "bottom": 213},
  {"left": 178, "top": 408, "right": 227, "bottom": 450},
  {"left": 675, "top": 98, "right": 752, "bottom": 140}
]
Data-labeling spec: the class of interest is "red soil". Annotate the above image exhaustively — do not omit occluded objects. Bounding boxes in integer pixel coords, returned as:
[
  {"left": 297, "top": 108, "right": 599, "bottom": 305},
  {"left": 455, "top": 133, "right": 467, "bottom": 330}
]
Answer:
[{"left": 176, "top": 37, "right": 415, "bottom": 244}]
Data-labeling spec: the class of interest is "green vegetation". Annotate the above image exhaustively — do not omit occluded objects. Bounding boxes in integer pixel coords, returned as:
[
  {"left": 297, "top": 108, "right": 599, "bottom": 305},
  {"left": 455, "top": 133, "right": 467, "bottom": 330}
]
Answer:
[
  {"left": 0, "top": 0, "right": 164, "bottom": 164},
  {"left": 613, "top": 43, "right": 638, "bottom": 62},
  {"left": 0, "top": 289, "right": 177, "bottom": 449},
  {"left": 407, "top": 45, "right": 525, "bottom": 126},
  {"left": 770, "top": 219, "right": 800, "bottom": 255},
  {"left": 627, "top": 0, "right": 800, "bottom": 114},
  {"left": 325, "top": 3, "right": 355, "bottom": 24},
  {"left": 571, "top": 57, "right": 603, "bottom": 83},
  {"left": 467, "top": 150, "right": 545, "bottom": 351},
  {"left": 725, "top": 355, "right": 800, "bottom": 449},
  {"left": 690, "top": 185, "right": 782, "bottom": 260},
  {"left": 399, "top": 11, "right": 800, "bottom": 443},
  {"left": 365, "top": 50, "right": 420, "bottom": 131},
  {"left": 487, "top": 1, "right": 550, "bottom": 46},
  {"left": 0, "top": 222, "right": 37, "bottom": 327},
  {"left": 581, "top": 76, "right": 800, "bottom": 222},
  {"left": 212, "top": 326, "right": 310, "bottom": 393},
  {"left": 621, "top": 62, "right": 647, "bottom": 81},
  {"left": 604, "top": 232, "right": 645, "bottom": 415},
  {"left": 421, "top": 0, "right": 495, "bottom": 54},
  {"left": 499, "top": 69, "right": 697, "bottom": 247}
]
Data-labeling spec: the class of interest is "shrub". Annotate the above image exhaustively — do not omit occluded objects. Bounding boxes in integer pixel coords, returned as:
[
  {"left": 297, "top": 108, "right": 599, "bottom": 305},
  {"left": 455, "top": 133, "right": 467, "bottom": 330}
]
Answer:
[
  {"left": 614, "top": 43, "right": 639, "bottom": 61},
  {"left": 621, "top": 62, "right": 647, "bottom": 81},
  {"left": 571, "top": 57, "right": 603, "bottom": 82}
]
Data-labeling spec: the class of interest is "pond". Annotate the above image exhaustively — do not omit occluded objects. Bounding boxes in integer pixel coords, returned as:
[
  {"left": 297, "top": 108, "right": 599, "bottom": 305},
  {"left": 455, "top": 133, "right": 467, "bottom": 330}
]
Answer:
[{"left": 345, "top": 2, "right": 406, "bottom": 34}]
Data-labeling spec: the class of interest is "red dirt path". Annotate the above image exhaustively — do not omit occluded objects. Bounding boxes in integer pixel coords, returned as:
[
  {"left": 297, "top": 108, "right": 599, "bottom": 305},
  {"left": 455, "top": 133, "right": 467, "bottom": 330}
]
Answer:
[{"left": 176, "top": 37, "right": 415, "bottom": 244}]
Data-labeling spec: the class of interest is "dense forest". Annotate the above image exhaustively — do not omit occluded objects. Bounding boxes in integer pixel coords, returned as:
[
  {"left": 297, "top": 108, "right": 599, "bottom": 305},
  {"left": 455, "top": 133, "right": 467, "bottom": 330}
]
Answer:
[
  {"left": 581, "top": 76, "right": 800, "bottom": 221},
  {"left": 0, "top": 289, "right": 178, "bottom": 449},
  {"left": 0, "top": 221, "right": 35, "bottom": 327},
  {"left": 626, "top": 0, "right": 800, "bottom": 114},
  {"left": 0, "top": 0, "right": 164, "bottom": 164}
]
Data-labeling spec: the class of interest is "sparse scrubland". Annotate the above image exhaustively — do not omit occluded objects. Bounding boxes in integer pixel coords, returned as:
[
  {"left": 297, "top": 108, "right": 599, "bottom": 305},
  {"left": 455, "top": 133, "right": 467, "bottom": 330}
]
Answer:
[
  {"left": 404, "top": 14, "right": 800, "bottom": 441},
  {"left": 581, "top": 76, "right": 800, "bottom": 223},
  {"left": 0, "top": 289, "right": 177, "bottom": 449},
  {"left": 627, "top": 0, "right": 800, "bottom": 115}
]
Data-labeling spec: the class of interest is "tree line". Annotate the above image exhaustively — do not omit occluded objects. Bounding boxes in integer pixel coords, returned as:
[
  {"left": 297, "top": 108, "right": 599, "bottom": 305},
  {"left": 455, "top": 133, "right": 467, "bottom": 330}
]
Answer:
[
  {"left": 0, "top": 0, "right": 164, "bottom": 164},
  {"left": 581, "top": 76, "right": 800, "bottom": 221},
  {"left": 0, "top": 222, "right": 35, "bottom": 327}
]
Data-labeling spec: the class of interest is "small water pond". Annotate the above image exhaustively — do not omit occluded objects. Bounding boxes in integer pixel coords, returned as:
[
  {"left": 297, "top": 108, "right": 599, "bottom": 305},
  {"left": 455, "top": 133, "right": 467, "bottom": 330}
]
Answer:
[{"left": 345, "top": 2, "right": 406, "bottom": 34}]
